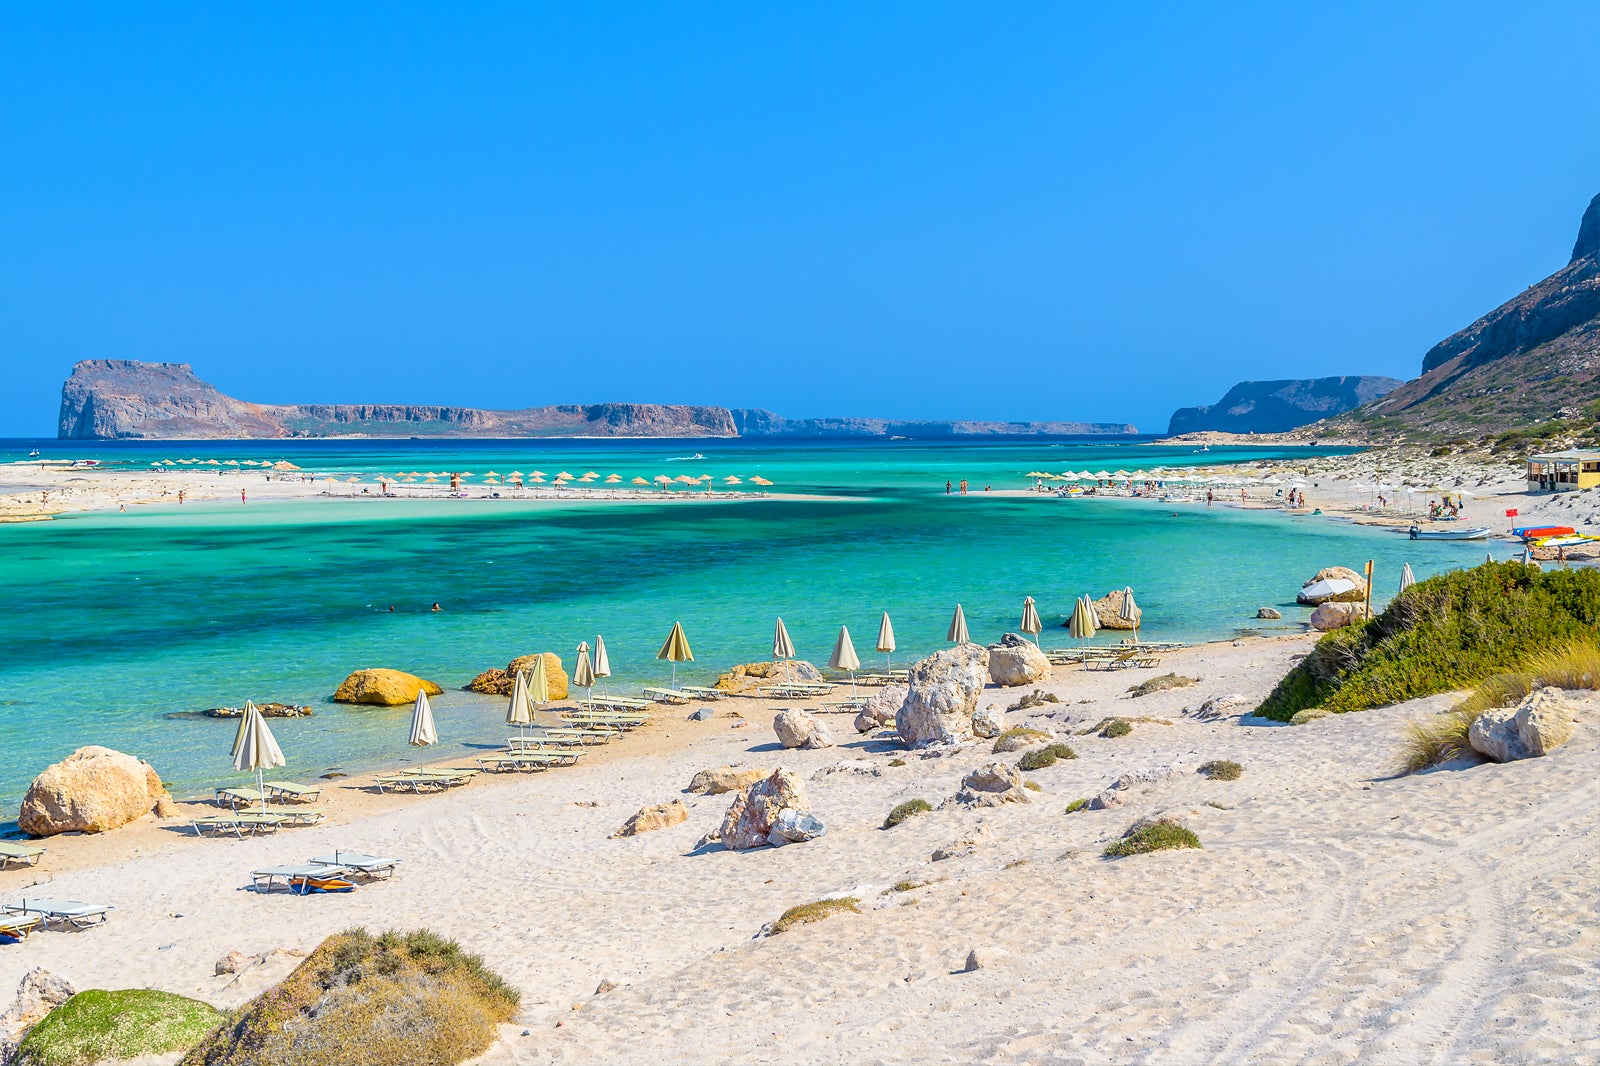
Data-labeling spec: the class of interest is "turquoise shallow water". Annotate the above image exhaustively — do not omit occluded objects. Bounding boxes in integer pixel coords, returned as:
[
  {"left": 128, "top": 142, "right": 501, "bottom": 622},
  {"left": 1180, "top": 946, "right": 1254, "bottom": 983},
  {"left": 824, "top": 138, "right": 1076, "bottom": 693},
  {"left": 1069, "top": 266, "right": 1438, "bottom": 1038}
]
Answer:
[{"left": 0, "top": 438, "right": 1508, "bottom": 810}]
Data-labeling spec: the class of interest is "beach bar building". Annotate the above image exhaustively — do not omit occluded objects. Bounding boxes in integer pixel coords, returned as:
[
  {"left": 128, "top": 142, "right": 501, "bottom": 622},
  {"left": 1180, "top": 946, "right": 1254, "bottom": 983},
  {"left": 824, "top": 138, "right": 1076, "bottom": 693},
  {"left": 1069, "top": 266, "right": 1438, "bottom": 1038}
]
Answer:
[{"left": 1526, "top": 449, "right": 1600, "bottom": 492}]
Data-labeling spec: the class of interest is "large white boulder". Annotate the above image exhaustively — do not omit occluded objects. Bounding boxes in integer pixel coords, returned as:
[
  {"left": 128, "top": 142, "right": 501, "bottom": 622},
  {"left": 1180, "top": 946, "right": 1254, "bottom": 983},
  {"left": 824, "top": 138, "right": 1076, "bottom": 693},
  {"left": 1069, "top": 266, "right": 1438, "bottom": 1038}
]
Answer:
[
  {"left": 986, "top": 633, "right": 1051, "bottom": 687},
  {"left": 896, "top": 644, "right": 990, "bottom": 748},
  {"left": 773, "top": 709, "right": 834, "bottom": 750},
  {"left": 19, "top": 746, "right": 169, "bottom": 837}
]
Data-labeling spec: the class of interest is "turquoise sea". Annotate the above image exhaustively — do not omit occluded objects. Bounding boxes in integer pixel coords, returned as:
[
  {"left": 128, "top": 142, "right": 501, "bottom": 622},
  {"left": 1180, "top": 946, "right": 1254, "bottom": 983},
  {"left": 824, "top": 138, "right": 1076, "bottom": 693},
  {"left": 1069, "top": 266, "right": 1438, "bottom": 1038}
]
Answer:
[{"left": 0, "top": 438, "right": 1509, "bottom": 811}]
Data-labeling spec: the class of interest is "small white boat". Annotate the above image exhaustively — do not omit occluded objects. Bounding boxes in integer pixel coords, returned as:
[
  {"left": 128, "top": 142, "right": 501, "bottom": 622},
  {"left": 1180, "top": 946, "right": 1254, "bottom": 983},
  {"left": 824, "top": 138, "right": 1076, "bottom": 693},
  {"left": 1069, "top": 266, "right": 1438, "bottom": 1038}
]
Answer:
[
  {"left": 1408, "top": 525, "right": 1491, "bottom": 541},
  {"left": 27, "top": 450, "right": 40, "bottom": 458}
]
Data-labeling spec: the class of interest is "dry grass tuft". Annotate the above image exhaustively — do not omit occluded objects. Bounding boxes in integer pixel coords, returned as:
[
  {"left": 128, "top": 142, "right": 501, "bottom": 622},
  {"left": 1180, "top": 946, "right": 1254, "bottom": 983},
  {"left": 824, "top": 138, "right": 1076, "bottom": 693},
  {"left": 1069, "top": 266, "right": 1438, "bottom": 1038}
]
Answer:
[
  {"left": 1102, "top": 817, "right": 1201, "bottom": 858},
  {"left": 1526, "top": 638, "right": 1600, "bottom": 690},
  {"left": 882, "top": 798, "right": 932, "bottom": 829},
  {"left": 1063, "top": 798, "right": 1089, "bottom": 814},
  {"left": 769, "top": 897, "right": 860, "bottom": 935},
  {"left": 1197, "top": 760, "right": 1243, "bottom": 781}
]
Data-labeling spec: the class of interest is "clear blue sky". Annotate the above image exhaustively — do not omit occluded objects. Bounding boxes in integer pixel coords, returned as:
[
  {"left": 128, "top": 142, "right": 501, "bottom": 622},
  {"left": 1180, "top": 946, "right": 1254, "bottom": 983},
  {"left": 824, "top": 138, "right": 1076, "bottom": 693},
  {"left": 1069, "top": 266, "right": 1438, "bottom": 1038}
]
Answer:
[{"left": 3, "top": 3, "right": 1597, "bottom": 437}]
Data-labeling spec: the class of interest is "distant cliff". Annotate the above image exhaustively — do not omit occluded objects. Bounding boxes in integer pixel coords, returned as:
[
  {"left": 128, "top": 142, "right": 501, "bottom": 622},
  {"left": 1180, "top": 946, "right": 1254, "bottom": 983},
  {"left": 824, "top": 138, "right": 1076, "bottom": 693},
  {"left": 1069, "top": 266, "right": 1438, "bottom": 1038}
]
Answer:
[
  {"left": 1316, "top": 192, "right": 1600, "bottom": 439},
  {"left": 57, "top": 361, "right": 1138, "bottom": 440},
  {"left": 1166, "top": 376, "right": 1403, "bottom": 436}
]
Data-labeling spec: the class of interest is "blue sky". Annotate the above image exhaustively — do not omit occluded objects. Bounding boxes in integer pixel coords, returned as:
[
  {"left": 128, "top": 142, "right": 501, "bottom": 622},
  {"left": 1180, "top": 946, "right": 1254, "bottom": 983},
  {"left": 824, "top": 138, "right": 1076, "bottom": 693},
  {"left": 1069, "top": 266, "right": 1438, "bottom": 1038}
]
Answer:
[{"left": 2, "top": 3, "right": 1597, "bottom": 437}]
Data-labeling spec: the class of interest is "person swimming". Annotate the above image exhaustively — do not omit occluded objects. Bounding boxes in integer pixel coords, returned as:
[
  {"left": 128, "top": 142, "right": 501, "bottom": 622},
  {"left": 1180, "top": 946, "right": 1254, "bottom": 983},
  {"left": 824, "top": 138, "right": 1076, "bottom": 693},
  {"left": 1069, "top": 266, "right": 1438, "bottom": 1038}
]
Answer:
[{"left": 430, "top": 602, "right": 442, "bottom": 612}]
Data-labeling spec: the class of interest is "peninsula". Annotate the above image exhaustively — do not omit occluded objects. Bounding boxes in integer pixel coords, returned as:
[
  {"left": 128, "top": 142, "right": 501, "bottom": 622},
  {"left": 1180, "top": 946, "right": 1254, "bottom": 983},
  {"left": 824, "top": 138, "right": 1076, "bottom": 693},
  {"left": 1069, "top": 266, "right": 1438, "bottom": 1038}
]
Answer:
[{"left": 57, "top": 361, "right": 1139, "bottom": 440}]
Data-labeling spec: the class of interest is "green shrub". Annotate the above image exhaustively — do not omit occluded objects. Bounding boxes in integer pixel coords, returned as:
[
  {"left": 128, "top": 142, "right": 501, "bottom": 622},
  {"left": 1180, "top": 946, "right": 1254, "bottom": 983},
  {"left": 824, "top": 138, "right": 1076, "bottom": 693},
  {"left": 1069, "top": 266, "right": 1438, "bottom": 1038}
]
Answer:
[
  {"left": 1017, "top": 743, "right": 1078, "bottom": 770},
  {"left": 181, "top": 928, "right": 518, "bottom": 1066},
  {"left": 1023, "top": 779, "right": 1043, "bottom": 792},
  {"left": 888, "top": 758, "right": 907, "bottom": 767},
  {"left": 1257, "top": 564, "right": 1600, "bottom": 719},
  {"left": 1197, "top": 760, "right": 1243, "bottom": 781},
  {"left": 1127, "top": 674, "right": 1197, "bottom": 698},
  {"left": 1289, "top": 707, "right": 1333, "bottom": 725},
  {"left": 992, "top": 726, "right": 1050, "bottom": 753},
  {"left": 769, "top": 897, "right": 860, "bottom": 934},
  {"left": 1101, "top": 718, "right": 1133, "bottom": 738},
  {"left": 17, "top": 990, "right": 222, "bottom": 1066},
  {"left": 883, "top": 798, "right": 932, "bottom": 829},
  {"left": 1103, "top": 819, "right": 1202, "bottom": 858},
  {"left": 1063, "top": 798, "right": 1089, "bottom": 814}
]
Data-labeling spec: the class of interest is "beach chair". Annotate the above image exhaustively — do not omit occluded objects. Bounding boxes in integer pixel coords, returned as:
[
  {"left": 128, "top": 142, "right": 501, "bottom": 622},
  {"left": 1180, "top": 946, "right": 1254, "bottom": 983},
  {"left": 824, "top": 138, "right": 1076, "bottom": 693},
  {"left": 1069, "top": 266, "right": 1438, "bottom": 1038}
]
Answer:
[
  {"left": 191, "top": 812, "right": 286, "bottom": 838},
  {"left": 642, "top": 687, "right": 694, "bottom": 704},
  {"left": 508, "top": 735, "right": 588, "bottom": 754},
  {"left": 0, "top": 914, "right": 40, "bottom": 941},
  {"left": 214, "top": 786, "right": 268, "bottom": 809},
  {"left": 530, "top": 727, "right": 612, "bottom": 746},
  {"left": 3, "top": 899, "right": 113, "bottom": 930},
  {"left": 250, "top": 862, "right": 353, "bottom": 894},
  {"left": 260, "top": 806, "right": 327, "bottom": 827},
  {"left": 0, "top": 841, "right": 45, "bottom": 870},
  {"left": 476, "top": 752, "right": 574, "bottom": 773},
  {"left": 309, "top": 852, "right": 399, "bottom": 881},
  {"left": 263, "top": 781, "right": 324, "bottom": 803},
  {"left": 821, "top": 696, "right": 870, "bottom": 713},
  {"left": 588, "top": 696, "right": 653, "bottom": 711},
  {"left": 373, "top": 774, "right": 450, "bottom": 794},
  {"left": 678, "top": 685, "right": 727, "bottom": 700},
  {"left": 396, "top": 767, "right": 479, "bottom": 781}
]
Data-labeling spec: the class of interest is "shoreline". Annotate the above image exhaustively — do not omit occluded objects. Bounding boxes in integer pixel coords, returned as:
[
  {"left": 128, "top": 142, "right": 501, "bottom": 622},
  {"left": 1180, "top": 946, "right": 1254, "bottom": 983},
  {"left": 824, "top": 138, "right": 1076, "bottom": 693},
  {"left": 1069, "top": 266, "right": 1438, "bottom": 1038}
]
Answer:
[{"left": 2, "top": 632, "right": 1593, "bottom": 1063}]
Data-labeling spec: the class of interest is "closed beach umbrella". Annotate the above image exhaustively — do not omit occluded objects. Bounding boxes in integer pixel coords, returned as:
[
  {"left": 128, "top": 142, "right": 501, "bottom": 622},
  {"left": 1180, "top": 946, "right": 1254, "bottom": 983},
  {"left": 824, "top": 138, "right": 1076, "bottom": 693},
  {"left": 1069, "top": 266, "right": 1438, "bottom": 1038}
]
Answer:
[
  {"left": 1069, "top": 597, "right": 1098, "bottom": 644},
  {"left": 527, "top": 654, "right": 551, "bottom": 706},
  {"left": 773, "top": 617, "right": 796, "bottom": 660},
  {"left": 657, "top": 621, "right": 693, "bottom": 685},
  {"left": 232, "top": 701, "right": 285, "bottom": 815},
  {"left": 947, "top": 604, "right": 969, "bottom": 644},
  {"left": 506, "top": 670, "right": 533, "bottom": 739},
  {"left": 876, "top": 611, "right": 896, "bottom": 670},
  {"left": 594, "top": 634, "right": 612, "bottom": 679},
  {"left": 1020, "top": 596, "right": 1042, "bottom": 643},
  {"left": 1119, "top": 587, "right": 1141, "bottom": 641},
  {"left": 830, "top": 625, "right": 861, "bottom": 695},
  {"left": 409, "top": 690, "right": 438, "bottom": 749},
  {"left": 1400, "top": 563, "right": 1416, "bottom": 594},
  {"left": 573, "top": 641, "right": 596, "bottom": 707}
]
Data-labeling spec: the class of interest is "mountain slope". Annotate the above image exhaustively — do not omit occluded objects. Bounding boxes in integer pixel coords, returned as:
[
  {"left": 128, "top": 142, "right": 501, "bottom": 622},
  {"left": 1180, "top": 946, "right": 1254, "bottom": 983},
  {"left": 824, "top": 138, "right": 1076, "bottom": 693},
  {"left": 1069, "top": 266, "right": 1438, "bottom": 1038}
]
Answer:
[
  {"left": 1321, "top": 193, "right": 1600, "bottom": 440},
  {"left": 1167, "top": 376, "right": 1402, "bottom": 435}
]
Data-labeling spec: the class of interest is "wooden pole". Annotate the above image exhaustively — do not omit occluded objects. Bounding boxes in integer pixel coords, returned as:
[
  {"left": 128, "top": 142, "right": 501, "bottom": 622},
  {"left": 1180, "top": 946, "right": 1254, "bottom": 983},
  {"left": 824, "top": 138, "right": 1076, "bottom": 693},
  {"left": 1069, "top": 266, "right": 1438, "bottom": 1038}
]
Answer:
[{"left": 1364, "top": 559, "right": 1375, "bottom": 619}]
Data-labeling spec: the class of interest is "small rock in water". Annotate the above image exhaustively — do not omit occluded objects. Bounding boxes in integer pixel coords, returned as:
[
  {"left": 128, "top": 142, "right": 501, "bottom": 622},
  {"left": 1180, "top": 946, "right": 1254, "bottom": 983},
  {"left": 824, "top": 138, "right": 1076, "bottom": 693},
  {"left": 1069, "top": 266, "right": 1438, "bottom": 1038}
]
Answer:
[{"left": 1256, "top": 607, "right": 1283, "bottom": 619}]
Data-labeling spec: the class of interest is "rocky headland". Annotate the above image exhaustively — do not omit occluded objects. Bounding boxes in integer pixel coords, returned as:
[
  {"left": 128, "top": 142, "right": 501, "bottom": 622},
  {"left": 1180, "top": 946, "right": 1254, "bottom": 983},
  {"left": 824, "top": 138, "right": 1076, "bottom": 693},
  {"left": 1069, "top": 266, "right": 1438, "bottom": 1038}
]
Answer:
[{"left": 1166, "top": 376, "right": 1403, "bottom": 436}]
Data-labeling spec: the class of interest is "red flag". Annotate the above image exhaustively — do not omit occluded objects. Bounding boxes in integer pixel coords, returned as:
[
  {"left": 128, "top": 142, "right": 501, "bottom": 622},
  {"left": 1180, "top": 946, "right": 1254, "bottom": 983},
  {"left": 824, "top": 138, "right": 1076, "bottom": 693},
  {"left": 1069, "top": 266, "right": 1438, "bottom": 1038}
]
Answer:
[{"left": 1505, "top": 508, "right": 1518, "bottom": 518}]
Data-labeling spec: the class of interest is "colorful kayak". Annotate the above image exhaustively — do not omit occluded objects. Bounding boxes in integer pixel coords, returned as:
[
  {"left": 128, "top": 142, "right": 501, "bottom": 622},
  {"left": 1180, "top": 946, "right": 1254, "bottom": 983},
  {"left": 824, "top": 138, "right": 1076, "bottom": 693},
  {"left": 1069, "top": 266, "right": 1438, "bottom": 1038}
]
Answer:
[
  {"left": 1534, "top": 535, "right": 1598, "bottom": 548},
  {"left": 1513, "top": 526, "right": 1576, "bottom": 540}
]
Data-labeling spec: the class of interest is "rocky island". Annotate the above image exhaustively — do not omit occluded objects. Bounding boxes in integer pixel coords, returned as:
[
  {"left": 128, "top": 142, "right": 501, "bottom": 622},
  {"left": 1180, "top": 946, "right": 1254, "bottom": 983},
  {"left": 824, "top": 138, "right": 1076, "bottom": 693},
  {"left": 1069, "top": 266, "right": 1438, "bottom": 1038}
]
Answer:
[
  {"left": 1166, "top": 375, "right": 1403, "bottom": 435},
  {"left": 57, "top": 361, "right": 1139, "bottom": 440}
]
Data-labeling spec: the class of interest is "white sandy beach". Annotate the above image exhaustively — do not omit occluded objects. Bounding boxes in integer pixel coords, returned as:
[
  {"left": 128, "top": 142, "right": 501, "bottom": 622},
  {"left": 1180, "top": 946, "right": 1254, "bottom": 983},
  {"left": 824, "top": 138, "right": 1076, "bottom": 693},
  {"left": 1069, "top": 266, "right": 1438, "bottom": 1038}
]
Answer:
[{"left": 2, "top": 636, "right": 1595, "bottom": 1064}]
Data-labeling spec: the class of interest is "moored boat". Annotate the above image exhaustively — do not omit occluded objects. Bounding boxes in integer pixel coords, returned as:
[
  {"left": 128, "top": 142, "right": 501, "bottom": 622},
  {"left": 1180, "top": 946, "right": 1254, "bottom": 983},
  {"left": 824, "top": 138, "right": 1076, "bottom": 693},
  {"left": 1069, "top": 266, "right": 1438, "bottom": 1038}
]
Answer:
[{"left": 1408, "top": 525, "right": 1491, "bottom": 540}]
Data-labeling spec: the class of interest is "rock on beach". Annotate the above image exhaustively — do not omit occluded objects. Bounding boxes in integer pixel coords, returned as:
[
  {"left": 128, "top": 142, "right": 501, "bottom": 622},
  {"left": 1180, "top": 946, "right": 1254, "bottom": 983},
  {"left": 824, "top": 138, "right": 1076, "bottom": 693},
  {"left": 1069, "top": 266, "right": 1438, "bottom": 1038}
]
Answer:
[
  {"left": 465, "top": 653, "right": 569, "bottom": 700},
  {"left": 986, "top": 633, "right": 1050, "bottom": 687},
  {"left": 897, "top": 644, "right": 990, "bottom": 748},
  {"left": 334, "top": 668, "right": 444, "bottom": 706},
  {"left": 19, "top": 746, "right": 170, "bottom": 837}
]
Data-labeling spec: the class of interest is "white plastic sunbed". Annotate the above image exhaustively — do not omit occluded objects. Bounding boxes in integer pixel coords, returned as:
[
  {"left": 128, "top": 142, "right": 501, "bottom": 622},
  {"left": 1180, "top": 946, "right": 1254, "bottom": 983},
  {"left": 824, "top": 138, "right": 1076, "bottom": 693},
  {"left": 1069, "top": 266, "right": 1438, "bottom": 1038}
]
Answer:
[
  {"left": 309, "top": 852, "right": 399, "bottom": 881},
  {"left": 0, "top": 914, "right": 40, "bottom": 940},
  {"left": 3, "top": 899, "right": 113, "bottom": 930},
  {"left": 250, "top": 862, "right": 351, "bottom": 894},
  {"left": 0, "top": 841, "right": 45, "bottom": 869},
  {"left": 642, "top": 687, "right": 694, "bottom": 704},
  {"left": 191, "top": 812, "right": 285, "bottom": 838},
  {"left": 263, "top": 781, "right": 325, "bottom": 803},
  {"left": 678, "top": 685, "right": 727, "bottom": 700}
]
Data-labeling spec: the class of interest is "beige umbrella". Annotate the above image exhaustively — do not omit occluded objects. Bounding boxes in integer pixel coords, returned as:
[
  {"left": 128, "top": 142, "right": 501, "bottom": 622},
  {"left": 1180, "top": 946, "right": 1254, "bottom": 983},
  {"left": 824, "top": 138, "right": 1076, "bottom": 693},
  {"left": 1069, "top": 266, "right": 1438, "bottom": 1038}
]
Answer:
[
  {"left": 1069, "top": 596, "right": 1098, "bottom": 645},
  {"left": 573, "top": 641, "right": 596, "bottom": 707},
  {"left": 947, "top": 604, "right": 969, "bottom": 644},
  {"left": 605, "top": 474, "right": 623, "bottom": 484},
  {"left": 657, "top": 621, "right": 693, "bottom": 686},
  {"left": 876, "top": 611, "right": 896, "bottom": 671},
  {"left": 750, "top": 476, "right": 773, "bottom": 488},
  {"left": 527, "top": 654, "right": 551, "bottom": 706},
  {"left": 583, "top": 471, "right": 599, "bottom": 479},
  {"left": 506, "top": 669, "right": 533, "bottom": 740},
  {"left": 631, "top": 477, "right": 650, "bottom": 486},
  {"left": 594, "top": 634, "right": 612, "bottom": 694},
  {"left": 409, "top": 690, "right": 438, "bottom": 749},
  {"left": 829, "top": 624, "right": 861, "bottom": 695},
  {"left": 1119, "top": 587, "right": 1141, "bottom": 641},
  {"left": 232, "top": 701, "right": 286, "bottom": 815},
  {"left": 723, "top": 475, "right": 742, "bottom": 486},
  {"left": 556, "top": 471, "right": 575, "bottom": 480},
  {"left": 1399, "top": 563, "right": 1416, "bottom": 594},
  {"left": 773, "top": 617, "right": 796, "bottom": 682},
  {"left": 1020, "top": 596, "right": 1042, "bottom": 643},
  {"left": 530, "top": 473, "right": 547, "bottom": 483},
  {"left": 654, "top": 475, "right": 673, "bottom": 489}
]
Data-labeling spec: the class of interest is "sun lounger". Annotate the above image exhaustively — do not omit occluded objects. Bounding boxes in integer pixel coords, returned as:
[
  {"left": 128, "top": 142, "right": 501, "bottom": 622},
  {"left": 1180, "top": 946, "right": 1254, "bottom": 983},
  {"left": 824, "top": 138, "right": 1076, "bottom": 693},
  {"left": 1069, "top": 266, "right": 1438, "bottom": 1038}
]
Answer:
[
  {"left": 508, "top": 735, "right": 588, "bottom": 753},
  {"left": 1086, "top": 649, "right": 1161, "bottom": 670},
  {"left": 263, "top": 781, "right": 324, "bottom": 803},
  {"left": 587, "top": 696, "right": 653, "bottom": 711},
  {"left": 0, "top": 841, "right": 45, "bottom": 869},
  {"left": 642, "top": 687, "right": 694, "bottom": 704},
  {"left": 678, "top": 685, "right": 727, "bottom": 699},
  {"left": 192, "top": 812, "right": 286, "bottom": 838},
  {"left": 396, "top": 767, "right": 480, "bottom": 779},
  {"left": 3, "top": 899, "right": 113, "bottom": 930},
  {"left": 309, "top": 852, "right": 399, "bottom": 881},
  {"left": 251, "top": 862, "right": 352, "bottom": 894},
  {"left": 476, "top": 752, "right": 577, "bottom": 772},
  {"left": 854, "top": 673, "right": 891, "bottom": 686},
  {"left": 561, "top": 711, "right": 648, "bottom": 726},
  {"left": 214, "top": 786, "right": 268, "bottom": 809},
  {"left": 821, "top": 697, "right": 869, "bottom": 712},
  {"left": 260, "top": 806, "right": 327, "bottom": 826},
  {"left": 0, "top": 914, "right": 40, "bottom": 940},
  {"left": 373, "top": 774, "right": 451, "bottom": 794}
]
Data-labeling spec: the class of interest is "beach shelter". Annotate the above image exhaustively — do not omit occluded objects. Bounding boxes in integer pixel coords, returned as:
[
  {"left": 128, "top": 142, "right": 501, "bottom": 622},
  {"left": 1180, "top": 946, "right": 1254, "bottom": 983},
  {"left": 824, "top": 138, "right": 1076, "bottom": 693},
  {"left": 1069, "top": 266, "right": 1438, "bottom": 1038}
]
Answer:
[
  {"left": 750, "top": 476, "right": 773, "bottom": 489},
  {"left": 723, "top": 475, "right": 743, "bottom": 486},
  {"left": 631, "top": 477, "right": 649, "bottom": 486},
  {"left": 1020, "top": 596, "right": 1042, "bottom": 644},
  {"left": 231, "top": 701, "right": 286, "bottom": 815},
  {"left": 506, "top": 670, "right": 534, "bottom": 740},
  {"left": 657, "top": 621, "right": 693, "bottom": 685},
  {"left": 594, "top": 634, "right": 612, "bottom": 693},
  {"left": 1069, "top": 597, "right": 1098, "bottom": 645},
  {"left": 605, "top": 474, "right": 623, "bottom": 484},
  {"left": 830, "top": 625, "right": 862, "bottom": 696},
  {"left": 1399, "top": 563, "right": 1416, "bottom": 594},
  {"left": 573, "top": 641, "right": 596, "bottom": 708},
  {"left": 947, "top": 604, "right": 970, "bottom": 644},
  {"left": 876, "top": 611, "right": 897, "bottom": 671},
  {"left": 1300, "top": 578, "right": 1358, "bottom": 602},
  {"left": 1119, "top": 587, "right": 1141, "bottom": 641},
  {"left": 773, "top": 618, "right": 796, "bottom": 681},
  {"left": 409, "top": 690, "right": 438, "bottom": 757}
]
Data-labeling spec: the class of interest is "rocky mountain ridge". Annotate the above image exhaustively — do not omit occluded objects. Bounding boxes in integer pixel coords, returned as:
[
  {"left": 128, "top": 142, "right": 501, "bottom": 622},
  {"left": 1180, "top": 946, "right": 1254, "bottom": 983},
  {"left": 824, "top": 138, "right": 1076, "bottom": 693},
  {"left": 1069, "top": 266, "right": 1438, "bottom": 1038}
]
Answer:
[
  {"left": 1166, "top": 376, "right": 1403, "bottom": 436},
  {"left": 57, "top": 361, "right": 1138, "bottom": 440}
]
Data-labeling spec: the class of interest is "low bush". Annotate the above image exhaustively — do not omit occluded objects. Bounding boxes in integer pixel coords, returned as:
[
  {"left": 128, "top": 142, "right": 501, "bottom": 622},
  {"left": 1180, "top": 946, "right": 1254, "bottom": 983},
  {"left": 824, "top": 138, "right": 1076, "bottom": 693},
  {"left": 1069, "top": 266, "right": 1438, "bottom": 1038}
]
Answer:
[
  {"left": 1197, "top": 760, "right": 1243, "bottom": 781},
  {"left": 769, "top": 897, "right": 860, "bottom": 934},
  {"left": 1101, "top": 719, "right": 1133, "bottom": 738},
  {"left": 992, "top": 726, "right": 1050, "bottom": 753},
  {"left": 1257, "top": 564, "right": 1600, "bottom": 719},
  {"left": 882, "top": 798, "right": 932, "bottom": 829},
  {"left": 181, "top": 928, "right": 518, "bottom": 1066},
  {"left": 1103, "top": 818, "right": 1202, "bottom": 858},
  {"left": 1127, "top": 674, "right": 1197, "bottom": 698},
  {"left": 1017, "top": 743, "right": 1078, "bottom": 770},
  {"left": 1063, "top": 798, "right": 1089, "bottom": 814},
  {"left": 18, "top": 989, "right": 222, "bottom": 1066}
]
